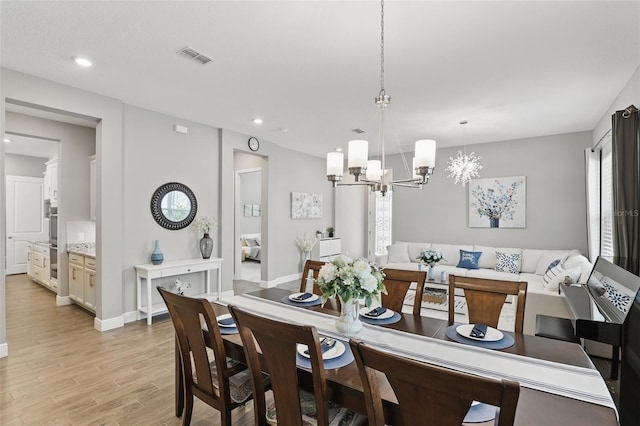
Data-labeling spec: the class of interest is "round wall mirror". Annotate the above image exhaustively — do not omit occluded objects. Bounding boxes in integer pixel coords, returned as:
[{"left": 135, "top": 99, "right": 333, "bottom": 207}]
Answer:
[{"left": 150, "top": 182, "right": 198, "bottom": 230}]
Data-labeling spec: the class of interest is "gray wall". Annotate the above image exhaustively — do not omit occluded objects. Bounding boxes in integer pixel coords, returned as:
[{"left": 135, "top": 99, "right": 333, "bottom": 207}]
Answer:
[
  {"left": 4, "top": 153, "right": 47, "bottom": 177},
  {"left": 122, "top": 105, "right": 220, "bottom": 312},
  {"left": 593, "top": 64, "right": 640, "bottom": 146},
  {"left": 388, "top": 132, "right": 591, "bottom": 253},
  {"left": 5, "top": 112, "right": 96, "bottom": 298}
]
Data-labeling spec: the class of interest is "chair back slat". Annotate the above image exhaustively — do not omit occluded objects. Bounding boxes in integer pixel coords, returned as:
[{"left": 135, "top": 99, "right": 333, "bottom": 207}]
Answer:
[
  {"left": 350, "top": 339, "right": 520, "bottom": 426},
  {"left": 300, "top": 259, "right": 326, "bottom": 295},
  {"left": 382, "top": 268, "right": 427, "bottom": 315},
  {"left": 229, "top": 305, "right": 330, "bottom": 426},
  {"left": 448, "top": 275, "right": 527, "bottom": 333}
]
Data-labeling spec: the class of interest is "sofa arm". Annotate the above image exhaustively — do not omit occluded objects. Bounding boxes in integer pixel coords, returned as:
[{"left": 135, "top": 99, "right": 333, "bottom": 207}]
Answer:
[{"left": 375, "top": 254, "right": 388, "bottom": 266}]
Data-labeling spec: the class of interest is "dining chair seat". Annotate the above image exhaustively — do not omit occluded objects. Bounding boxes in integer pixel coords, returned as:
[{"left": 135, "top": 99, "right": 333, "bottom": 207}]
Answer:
[
  {"left": 193, "top": 357, "right": 258, "bottom": 404},
  {"left": 265, "top": 389, "right": 363, "bottom": 426}
]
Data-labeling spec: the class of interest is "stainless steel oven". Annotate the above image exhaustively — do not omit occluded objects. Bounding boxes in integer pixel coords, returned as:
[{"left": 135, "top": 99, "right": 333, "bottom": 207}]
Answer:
[{"left": 49, "top": 206, "right": 58, "bottom": 280}]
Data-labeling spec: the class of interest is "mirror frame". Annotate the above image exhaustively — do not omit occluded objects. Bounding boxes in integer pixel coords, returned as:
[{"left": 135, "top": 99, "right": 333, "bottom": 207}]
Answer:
[{"left": 150, "top": 182, "right": 198, "bottom": 230}]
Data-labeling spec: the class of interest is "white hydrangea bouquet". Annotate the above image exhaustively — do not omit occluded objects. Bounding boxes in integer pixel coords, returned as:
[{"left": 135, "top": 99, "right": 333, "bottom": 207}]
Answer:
[
  {"left": 316, "top": 255, "right": 386, "bottom": 307},
  {"left": 417, "top": 249, "right": 444, "bottom": 267},
  {"left": 192, "top": 216, "right": 217, "bottom": 235}
]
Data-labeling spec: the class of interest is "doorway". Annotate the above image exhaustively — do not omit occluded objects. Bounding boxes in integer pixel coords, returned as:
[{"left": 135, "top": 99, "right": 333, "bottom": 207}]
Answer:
[
  {"left": 233, "top": 152, "right": 264, "bottom": 283},
  {"left": 4, "top": 134, "right": 58, "bottom": 275}
]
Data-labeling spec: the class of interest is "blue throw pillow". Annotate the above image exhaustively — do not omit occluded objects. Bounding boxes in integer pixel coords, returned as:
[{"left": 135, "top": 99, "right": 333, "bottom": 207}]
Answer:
[{"left": 457, "top": 250, "right": 482, "bottom": 269}]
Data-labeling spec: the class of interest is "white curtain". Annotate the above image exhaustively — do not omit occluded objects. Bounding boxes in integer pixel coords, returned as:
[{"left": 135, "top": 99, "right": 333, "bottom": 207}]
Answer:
[{"left": 584, "top": 147, "right": 600, "bottom": 262}]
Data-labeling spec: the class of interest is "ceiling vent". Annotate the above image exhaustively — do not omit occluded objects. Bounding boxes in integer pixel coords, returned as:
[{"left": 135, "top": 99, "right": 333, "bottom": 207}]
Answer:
[
  {"left": 176, "top": 46, "right": 213, "bottom": 65},
  {"left": 351, "top": 128, "right": 366, "bottom": 134}
]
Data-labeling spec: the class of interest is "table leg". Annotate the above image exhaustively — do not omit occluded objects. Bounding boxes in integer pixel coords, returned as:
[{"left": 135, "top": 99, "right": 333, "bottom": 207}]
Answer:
[
  {"left": 217, "top": 265, "right": 222, "bottom": 300},
  {"left": 147, "top": 276, "right": 153, "bottom": 325},
  {"left": 175, "top": 337, "right": 184, "bottom": 417},
  {"left": 136, "top": 274, "right": 142, "bottom": 321}
]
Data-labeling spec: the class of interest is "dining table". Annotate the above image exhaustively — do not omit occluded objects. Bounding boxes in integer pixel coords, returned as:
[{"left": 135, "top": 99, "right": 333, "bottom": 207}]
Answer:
[{"left": 175, "top": 287, "right": 618, "bottom": 425}]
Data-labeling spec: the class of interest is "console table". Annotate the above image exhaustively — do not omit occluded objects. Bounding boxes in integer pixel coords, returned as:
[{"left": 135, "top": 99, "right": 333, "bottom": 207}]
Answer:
[{"left": 134, "top": 257, "right": 223, "bottom": 325}]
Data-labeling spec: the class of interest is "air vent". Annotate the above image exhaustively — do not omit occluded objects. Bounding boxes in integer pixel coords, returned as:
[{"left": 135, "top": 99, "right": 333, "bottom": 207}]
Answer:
[
  {"left": 352, "top": 128, "right": 366, "bottom": 134},
  {"left": 177, "top": 46, "right": 213, "bottom": 65}
]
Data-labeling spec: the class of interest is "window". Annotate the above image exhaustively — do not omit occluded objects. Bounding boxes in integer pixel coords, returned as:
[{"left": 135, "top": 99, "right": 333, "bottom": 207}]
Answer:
[
  {"left": 601, "top": 143, "right": 614, "bottom": 257},
  {"left": 373, "top": 191, "right": 392, "bottom": 255}
]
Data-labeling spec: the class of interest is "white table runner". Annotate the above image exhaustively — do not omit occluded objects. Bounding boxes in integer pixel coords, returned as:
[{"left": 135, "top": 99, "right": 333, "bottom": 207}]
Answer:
[{"left": 222, "top": 294, "right": 615, "bottom": 411}]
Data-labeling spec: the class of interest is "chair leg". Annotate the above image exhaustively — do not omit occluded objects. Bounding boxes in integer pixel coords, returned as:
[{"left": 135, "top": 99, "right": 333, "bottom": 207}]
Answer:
[
  {"left": 220, "top": 407, "right": 232, "bottom": 426},
  {"left": 182, "top": 392, "right": 194, "bottom": 426},
  {"left": 175, "top": 339, "right": 184, "bottom": 417}
]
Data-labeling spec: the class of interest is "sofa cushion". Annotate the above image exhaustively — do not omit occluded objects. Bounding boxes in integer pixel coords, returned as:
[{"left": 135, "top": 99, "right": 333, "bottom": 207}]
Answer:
[
  {"left": 457, "top": 250, "right": 482, "bottom": 269},
  {"left": 408, "top": 242, "right": 431, "bottom": 263},
  {"left": 466, "top": 269, "right": 521, "bottom": 281},
  {"left": 519, "top": 273, "right": 546, "bottom": 293},
  {"left": 473, "top": 246, "right": 521, "bottom": 270},
  {"left": 495, "top": 251, "right": 522, "bottom": 274},
  {"left": 431, "top": 244, "right": 473, "bottom": 267},
  {"left": 520, "top": 249, "right": 544, "bottom": 273},
  {"left": 534, "top": 250, "right": 578, "bottom": 275},
  {"left": 387, "top": 243, "right": 410, "bottom": 263}
]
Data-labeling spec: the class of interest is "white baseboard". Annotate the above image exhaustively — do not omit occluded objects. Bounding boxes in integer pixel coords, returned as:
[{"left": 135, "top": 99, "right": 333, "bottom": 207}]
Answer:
[
  {"left": 0, "top": 342, "right": 8, "bottom": 358},
  {"left": 261, "top": 273, "right": 301, "bottom": 288},
  {"left": 56, "top": 295, "right": 71, "bottom": 306},
  {"left": 123, "top": 310, "right": 140, "bottom": 324},
  {"left": 94, "top": 315, "right": 124, "bottom": 331}
]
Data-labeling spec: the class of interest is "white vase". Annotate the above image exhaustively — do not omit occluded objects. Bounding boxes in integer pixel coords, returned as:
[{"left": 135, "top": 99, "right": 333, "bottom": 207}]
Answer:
[
  {"left": 428, "top": 265, "right": 437, "bottom": 281},
  {"left": 335, "top": 296, "right": 362, "bottom": 336}
]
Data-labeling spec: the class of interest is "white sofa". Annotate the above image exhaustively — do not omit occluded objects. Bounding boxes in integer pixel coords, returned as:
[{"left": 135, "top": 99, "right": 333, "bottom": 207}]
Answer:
[{"left": 377, "top": 241, "right": 594, "bottom": 335}]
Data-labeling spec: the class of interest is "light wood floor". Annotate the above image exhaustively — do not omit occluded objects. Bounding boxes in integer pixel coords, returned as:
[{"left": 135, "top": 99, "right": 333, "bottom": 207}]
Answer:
[{"left": 0, "top": 274, "right": 295, "bottom": 426}]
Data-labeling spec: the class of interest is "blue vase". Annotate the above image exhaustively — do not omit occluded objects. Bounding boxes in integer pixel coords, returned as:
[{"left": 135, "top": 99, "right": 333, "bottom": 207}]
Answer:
[
  {"left": 150, "top": 240, "right": 164, "bottom": 265},
  {"left": 490, "top": 218, "right": 500, "bottom": 228}
]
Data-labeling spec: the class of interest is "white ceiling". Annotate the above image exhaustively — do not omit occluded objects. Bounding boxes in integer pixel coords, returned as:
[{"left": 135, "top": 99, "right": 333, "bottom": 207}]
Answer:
[
  {"left": 1, "top": 1, "right": 639, "bottom": 158},
  {"left": 3, "top": 133, "right": 59, "bottom": 159}
]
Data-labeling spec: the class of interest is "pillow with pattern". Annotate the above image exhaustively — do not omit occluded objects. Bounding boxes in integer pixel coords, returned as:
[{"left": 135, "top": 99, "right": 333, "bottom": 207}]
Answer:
[
  {"left": 457, "top": 250, "right": 482, "bottom": 269},
  {"left": 495, "top": 251, "right": 521, "bottom": 274},
  {"left": 545, "top": 259, "right": 561, "bottom": 273}
]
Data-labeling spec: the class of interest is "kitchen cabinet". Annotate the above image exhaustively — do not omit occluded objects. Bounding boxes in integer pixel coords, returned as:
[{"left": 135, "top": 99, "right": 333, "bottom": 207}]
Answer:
[
  {"left": 28, "top": 242, "right": 54, "bottom": 292},
  {"left": 311, "top": 238, "right": 341, "bottom": 262},
  {"left": 89, "top": 155, "right": 96, "bottom": 221},
  {"left": 68, "top": 252, "right": 96, "bottom": 312},
  {"left": 44, "top": 158, "right": 59, "bottom": 206}
]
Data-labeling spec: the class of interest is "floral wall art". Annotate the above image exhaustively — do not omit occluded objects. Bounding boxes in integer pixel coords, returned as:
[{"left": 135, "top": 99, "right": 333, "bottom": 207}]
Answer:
[
  {"left": 291, "top": 192, "right": 323, "bottom": 219},
  {"left": 469, "top": 176, "right": 526, "bottom": 228}
]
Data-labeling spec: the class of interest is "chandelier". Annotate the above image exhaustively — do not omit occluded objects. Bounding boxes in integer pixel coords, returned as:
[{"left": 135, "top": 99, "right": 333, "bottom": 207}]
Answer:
[
  {"left": 326, "top": 0, "right": 436, "bottom": 195},
  {"left": 445, "top": 120, "right": 482, "bottom": 186}
]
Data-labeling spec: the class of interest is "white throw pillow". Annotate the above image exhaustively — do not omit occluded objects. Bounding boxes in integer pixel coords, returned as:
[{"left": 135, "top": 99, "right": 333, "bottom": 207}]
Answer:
[
  {"left": 386, "top": 243, "right": 410, "bottom": 263},
  {"left": 563, "top": 254, "right": 593, "bottom": 283},
  {"left": 494, "top": 251, "right": 522, "bottom": 274},
  {"left": 534, "top": 251, "right": 573, "bottom": 275}
]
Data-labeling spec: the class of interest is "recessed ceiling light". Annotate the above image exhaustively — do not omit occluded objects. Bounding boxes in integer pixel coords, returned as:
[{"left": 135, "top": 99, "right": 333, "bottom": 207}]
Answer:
[
  {"left": 336, "top": 148, "right": 343, "bottom": 152},
  {"left": 253, "top": 118, "right": 263, "bottom": 125},
  {"left": 72, "top": 56, "right": 92, "bottom": 67},
  {"left": 3, "top": 138, "right": 12, "bottom": 143}
]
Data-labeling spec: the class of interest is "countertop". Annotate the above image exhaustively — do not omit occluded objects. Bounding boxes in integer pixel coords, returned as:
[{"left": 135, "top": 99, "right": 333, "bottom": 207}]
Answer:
[
  {"left": 30, "top": 240, "right": 50, "bottom": 247},
  {"left": 67, "top": 243, "right": 96, "bottom": 259}
]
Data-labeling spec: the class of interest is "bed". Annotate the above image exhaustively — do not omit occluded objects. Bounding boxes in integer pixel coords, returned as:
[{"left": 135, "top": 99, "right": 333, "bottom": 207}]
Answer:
[{"left": 241, "top": 233, "right": 261, "bottom": 262}]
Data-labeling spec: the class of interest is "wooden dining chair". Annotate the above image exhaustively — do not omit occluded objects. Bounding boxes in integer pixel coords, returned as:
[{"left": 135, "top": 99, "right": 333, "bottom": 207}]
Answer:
[
  {"left": 228, "top": 304, "right": 362, "bottom": 426},
  {"left": 158, "top": 287, "right": 257, "bottom": 426},
  {"left": 300, "top": 259, "right": 326, "bottom": 295},
  {"left": 349, "top": 339, "right": 520, "bottom": 426},
  {"left": 448, "top": 275, "right": 528, "bottom": 333},
  {"left": 381, "top": 268, "right": 427, "bottom": 315}
]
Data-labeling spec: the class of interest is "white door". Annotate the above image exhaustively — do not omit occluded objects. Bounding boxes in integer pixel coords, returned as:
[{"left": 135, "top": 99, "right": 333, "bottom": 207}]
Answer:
[{"left": 6, "top": 175, "right": 46, "bottom": 275}]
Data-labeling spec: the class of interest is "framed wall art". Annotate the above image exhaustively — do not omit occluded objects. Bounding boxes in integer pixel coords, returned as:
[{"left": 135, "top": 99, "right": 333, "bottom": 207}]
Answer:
[
  {"left": 291, "top": 192, "right": 322, "bottom": 219},
  {"left": 469, "top": 176, "right": 526, "bottom": 228}
]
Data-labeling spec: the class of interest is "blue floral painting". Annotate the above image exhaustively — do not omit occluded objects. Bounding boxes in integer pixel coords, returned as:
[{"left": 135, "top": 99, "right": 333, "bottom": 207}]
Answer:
[{"left": 469, "top": 176, "right": 526, "bottom": 228}]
